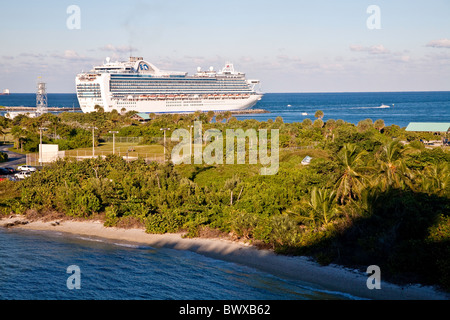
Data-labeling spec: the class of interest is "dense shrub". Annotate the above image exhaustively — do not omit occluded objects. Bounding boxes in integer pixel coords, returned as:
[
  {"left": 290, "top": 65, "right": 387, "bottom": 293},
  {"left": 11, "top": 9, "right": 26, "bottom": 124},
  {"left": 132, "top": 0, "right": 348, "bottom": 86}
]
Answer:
[
  {"left": 145, "top": 209, "right": 185, "bottom": 234},
  {"left": 0, "top": 152, "right": 8, "bottom": 163}
]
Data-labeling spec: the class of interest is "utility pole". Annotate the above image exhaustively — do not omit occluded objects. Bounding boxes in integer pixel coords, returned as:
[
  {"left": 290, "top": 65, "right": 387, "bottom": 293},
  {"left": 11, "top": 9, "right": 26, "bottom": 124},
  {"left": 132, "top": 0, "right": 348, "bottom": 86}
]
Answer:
[
  {"left": 188, "top": 125, "right": 194, "bottom": 159},
  {"left": 160, "top": 128, "right": 171, "bottom": 162},
  {"left": 89, "top": 126, "right": 98, "bottom": 158},
  {"left": 39, "top": 127, "right": 47, "bottom": 166},
  {"left": 109, "top": 131, "right": 119, "bottom": 155}
]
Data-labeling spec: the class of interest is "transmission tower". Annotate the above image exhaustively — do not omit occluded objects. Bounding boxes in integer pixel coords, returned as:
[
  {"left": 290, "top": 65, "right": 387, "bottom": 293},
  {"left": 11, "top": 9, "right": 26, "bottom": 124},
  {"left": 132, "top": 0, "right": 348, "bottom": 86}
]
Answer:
[{"left": 36, "top": 78, "right": 48, "bottom": 116}]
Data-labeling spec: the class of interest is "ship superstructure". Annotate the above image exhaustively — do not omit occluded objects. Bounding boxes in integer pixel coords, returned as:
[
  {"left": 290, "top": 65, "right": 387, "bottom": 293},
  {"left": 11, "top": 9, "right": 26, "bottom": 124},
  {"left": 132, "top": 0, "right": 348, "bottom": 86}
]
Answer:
[{"left": 76, "top": 57, "right": 263, "bottom": 113}]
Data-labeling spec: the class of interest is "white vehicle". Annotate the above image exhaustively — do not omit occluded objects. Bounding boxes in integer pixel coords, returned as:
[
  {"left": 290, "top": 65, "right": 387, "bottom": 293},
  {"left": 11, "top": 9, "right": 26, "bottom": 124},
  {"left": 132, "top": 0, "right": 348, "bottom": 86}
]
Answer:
[
  {"left": 15, "top": 171, "right": 32, "bottom": 180},
  {"left": 17, "top": 165, "right": 37, "bottom": 172}
]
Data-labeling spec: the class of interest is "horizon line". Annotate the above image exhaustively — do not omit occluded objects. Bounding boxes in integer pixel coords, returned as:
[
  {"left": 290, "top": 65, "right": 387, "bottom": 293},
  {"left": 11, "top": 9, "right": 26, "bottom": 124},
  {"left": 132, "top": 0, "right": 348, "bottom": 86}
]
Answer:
[{"left": 3, "top": 90, "right": 450, "bottom": 95}]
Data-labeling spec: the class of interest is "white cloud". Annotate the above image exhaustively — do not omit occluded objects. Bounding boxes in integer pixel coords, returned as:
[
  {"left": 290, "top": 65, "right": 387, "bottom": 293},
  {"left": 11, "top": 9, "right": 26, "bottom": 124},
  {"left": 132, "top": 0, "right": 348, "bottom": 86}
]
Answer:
[
  {"left": 400, "top": 55, "right": 410, "bottom": 62},
  {"left": 49, "top": 50, "right": 94, "bottom": 63},
  {"left": 350, "top": 44, "right": 390, "bottom": 54},
  {"left": 319, "top": 63, "right": 344, "bottom": 71},
  {"left": 276, "top": 55, "right": 302, "bottom": 64},
  {"left": 63, "top": 50, "right": 80, "bottom": 59},
  {"left": 426, "top": 39, "right": 450, "bottom": 48},
  {"left": 348, "top": 44, "right": 413, "bottom": 65},
  {"left": 19, "top": 53, "right": 46, "bottom": 59}
]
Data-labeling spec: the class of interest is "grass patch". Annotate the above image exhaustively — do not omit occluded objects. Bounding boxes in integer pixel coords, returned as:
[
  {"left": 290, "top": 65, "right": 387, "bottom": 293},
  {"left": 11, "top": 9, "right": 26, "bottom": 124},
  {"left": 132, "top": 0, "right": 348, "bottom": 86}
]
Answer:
[{"left": 64, "top": 142, "right": 164, "bottom": 157}]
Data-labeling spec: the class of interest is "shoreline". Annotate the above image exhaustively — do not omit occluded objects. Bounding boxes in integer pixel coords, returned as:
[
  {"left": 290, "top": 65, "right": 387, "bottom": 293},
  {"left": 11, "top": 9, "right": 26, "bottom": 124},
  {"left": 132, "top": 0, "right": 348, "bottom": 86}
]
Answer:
[
  {"left": 0, "top": 107, "right": 271, "bottom": 114},
  {"left": 1, "top": 215, "right": 448, "bottom": 300}
]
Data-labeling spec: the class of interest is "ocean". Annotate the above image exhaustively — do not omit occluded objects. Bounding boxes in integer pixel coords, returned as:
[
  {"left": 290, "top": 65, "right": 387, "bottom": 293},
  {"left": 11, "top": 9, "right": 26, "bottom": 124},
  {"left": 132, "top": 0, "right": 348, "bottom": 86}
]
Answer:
[
  {"left": 0, "top": 228, "right": 355, "bottom": 300},
  {"left": 236, "top": 91, "right": 450, "bottom": 128},
  {"left": 1, "top": 91, "right": 449, "bottom": 127}
]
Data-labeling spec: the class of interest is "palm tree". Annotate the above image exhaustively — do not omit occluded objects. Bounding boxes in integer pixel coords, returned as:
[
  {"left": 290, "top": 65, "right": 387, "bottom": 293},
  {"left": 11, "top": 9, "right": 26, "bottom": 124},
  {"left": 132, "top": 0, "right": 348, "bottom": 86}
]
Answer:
[
  {"left": 301, "top": 187, "right": 338, "bottom": 228},
  {"left": 11, "top": 126, "right": 27, "bottom": 151},
  {"left": 335, "top": 143, "right": 369, "bottom": 204},
  {"left": 193, "top": 110, "right": 202, "bottom": 121},
  {"left": 313, "top": 119, "right": 324, "bottom": 128},
  {"left": 374, "top": 140, "right": 411, "bottom": 191},
  {"left": 49, "top": 115, "right": 61, "bottom": 139},
  {"left": 206, "top": 111, "right": 215, "bottom": 123},
  {"left": 324, "top": 119, "right": 336, "bottom": 141},
  {"left": 94, "top": 105, "right": 104, "bottom": 113},
  {"left": 418, "top": 163, "right": 449, "bottom": 196},
  {"left": 224, "top": 111, "right": 232, "bottom": 123},
  {"left": 315, "top": 110, "right": 324, "bottom": 120},
  {"left": 0, "top": 116, "right": 8, "bottom": 144},
  {"left": 357, "top": 119, "right": 374, "bottom": 132},
  {"left": 374, "top": 119, "right": 385, "bottom": 132},
  {"left": 110, "top": 109, "right": 120, "bottom": 124},
  {"left": 302, "top": 118, "right": 312, "bottom": 127},
  {"left": 172, "top": 113, "right": 181, "bottom": 125},
  {"left": 215, "top": 114, "right": 224, "bottom": 124},
  {"left": 0, "top": 126, "right": 5, "bottom": 144}
]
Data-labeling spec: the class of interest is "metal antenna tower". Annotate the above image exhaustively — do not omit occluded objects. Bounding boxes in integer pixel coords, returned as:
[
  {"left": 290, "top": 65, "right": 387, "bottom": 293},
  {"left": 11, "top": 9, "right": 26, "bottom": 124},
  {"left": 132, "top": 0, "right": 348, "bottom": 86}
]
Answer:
[{"left": 36, "top": 78, "right": 48, "bottom": 116}]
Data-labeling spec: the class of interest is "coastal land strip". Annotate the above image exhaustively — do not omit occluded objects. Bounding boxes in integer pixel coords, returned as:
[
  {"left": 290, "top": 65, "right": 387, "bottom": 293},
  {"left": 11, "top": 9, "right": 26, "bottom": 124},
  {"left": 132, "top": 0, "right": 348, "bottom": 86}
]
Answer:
[
  {"left": 1, "top": 106, "right": 270, "bottom": 115},
  {"left": 1, "top": 215, "right": 448, "bottom": 301}
]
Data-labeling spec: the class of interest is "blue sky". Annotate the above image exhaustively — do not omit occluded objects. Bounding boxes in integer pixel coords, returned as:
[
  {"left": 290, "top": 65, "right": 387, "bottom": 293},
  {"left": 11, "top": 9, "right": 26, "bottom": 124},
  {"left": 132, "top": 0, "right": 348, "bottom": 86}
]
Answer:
[{"left": 0, "top": 0, "right": 449, "bottom": 93}]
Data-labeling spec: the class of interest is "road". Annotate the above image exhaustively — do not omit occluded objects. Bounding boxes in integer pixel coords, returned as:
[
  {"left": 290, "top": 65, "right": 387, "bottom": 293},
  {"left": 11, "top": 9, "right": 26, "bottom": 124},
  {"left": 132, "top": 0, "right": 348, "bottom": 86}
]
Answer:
[{"left": 0, "top": 144, "right": 26, "bottom": 168}]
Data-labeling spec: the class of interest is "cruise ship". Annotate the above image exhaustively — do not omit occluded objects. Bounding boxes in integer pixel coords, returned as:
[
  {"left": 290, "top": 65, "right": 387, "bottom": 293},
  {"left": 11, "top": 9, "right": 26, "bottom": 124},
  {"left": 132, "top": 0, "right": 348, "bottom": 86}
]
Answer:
[{"left": 76, "top": 57, "right": 263, "bottom": 114}]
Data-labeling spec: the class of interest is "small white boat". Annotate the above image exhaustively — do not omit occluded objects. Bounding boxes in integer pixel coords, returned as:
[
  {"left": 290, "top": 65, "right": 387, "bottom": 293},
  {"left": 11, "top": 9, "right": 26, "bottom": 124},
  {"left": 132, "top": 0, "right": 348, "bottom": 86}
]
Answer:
[
  {"left": 301, "top": 112, "right": 308, "bottom": 116},
  {"left": 379, "top": 104, "right": 390, "bottom": 108}
]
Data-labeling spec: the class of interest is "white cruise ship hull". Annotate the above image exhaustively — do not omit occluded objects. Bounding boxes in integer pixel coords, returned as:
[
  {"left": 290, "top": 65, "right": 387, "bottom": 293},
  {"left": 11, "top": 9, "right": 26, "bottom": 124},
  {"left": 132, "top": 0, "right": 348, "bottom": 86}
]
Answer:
[{"left": 78, "top": 94, "right": 262, "bottom": 114}]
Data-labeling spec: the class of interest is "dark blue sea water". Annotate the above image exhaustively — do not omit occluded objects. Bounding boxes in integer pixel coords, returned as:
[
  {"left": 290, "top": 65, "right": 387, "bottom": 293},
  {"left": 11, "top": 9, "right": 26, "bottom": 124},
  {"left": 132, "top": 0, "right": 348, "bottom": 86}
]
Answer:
[
  {"left": 0, "top": 228, "right": 356, "bottom": 300},
  {"left": 1, "top": 91, "right": 449, "bottom": 128},
  {"left": 0, "top": 94, "right": 79, "bottom": 110},
  {"left": 236, "top": 91, "right": 450, "bottom": 128}
]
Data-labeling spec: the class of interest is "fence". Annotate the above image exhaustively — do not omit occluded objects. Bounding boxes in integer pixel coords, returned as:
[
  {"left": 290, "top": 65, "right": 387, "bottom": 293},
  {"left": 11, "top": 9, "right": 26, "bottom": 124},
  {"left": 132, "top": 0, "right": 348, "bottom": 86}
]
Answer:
[
  {"left": 100, "top": 136, "right": 145, "bottom": 144},
  {"left": 69, "top": 150, "right": 165, "bottom": 163},
  {"left": 26, "top": 151, "right": 165, "bottom": 166},
  {"left": 26, "top": 152, "right": 66, "bottom": 167}
]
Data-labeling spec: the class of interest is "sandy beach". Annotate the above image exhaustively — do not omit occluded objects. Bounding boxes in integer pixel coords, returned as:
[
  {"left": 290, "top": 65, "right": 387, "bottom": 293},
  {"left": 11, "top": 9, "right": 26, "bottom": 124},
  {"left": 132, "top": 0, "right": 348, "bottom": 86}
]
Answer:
[{"left": 1, "top": 215, "right": 448, "bottom": 300}]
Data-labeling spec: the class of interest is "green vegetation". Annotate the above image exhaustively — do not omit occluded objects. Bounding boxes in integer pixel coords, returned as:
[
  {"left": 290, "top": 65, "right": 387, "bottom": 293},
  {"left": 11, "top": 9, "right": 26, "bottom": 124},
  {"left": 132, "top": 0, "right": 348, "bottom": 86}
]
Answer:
[
  {"left": 0, "top": 152, "right": 8, "bottom": 162},
  {"left": 0, "top": 110, "right": 449, "bottom": 291}
]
